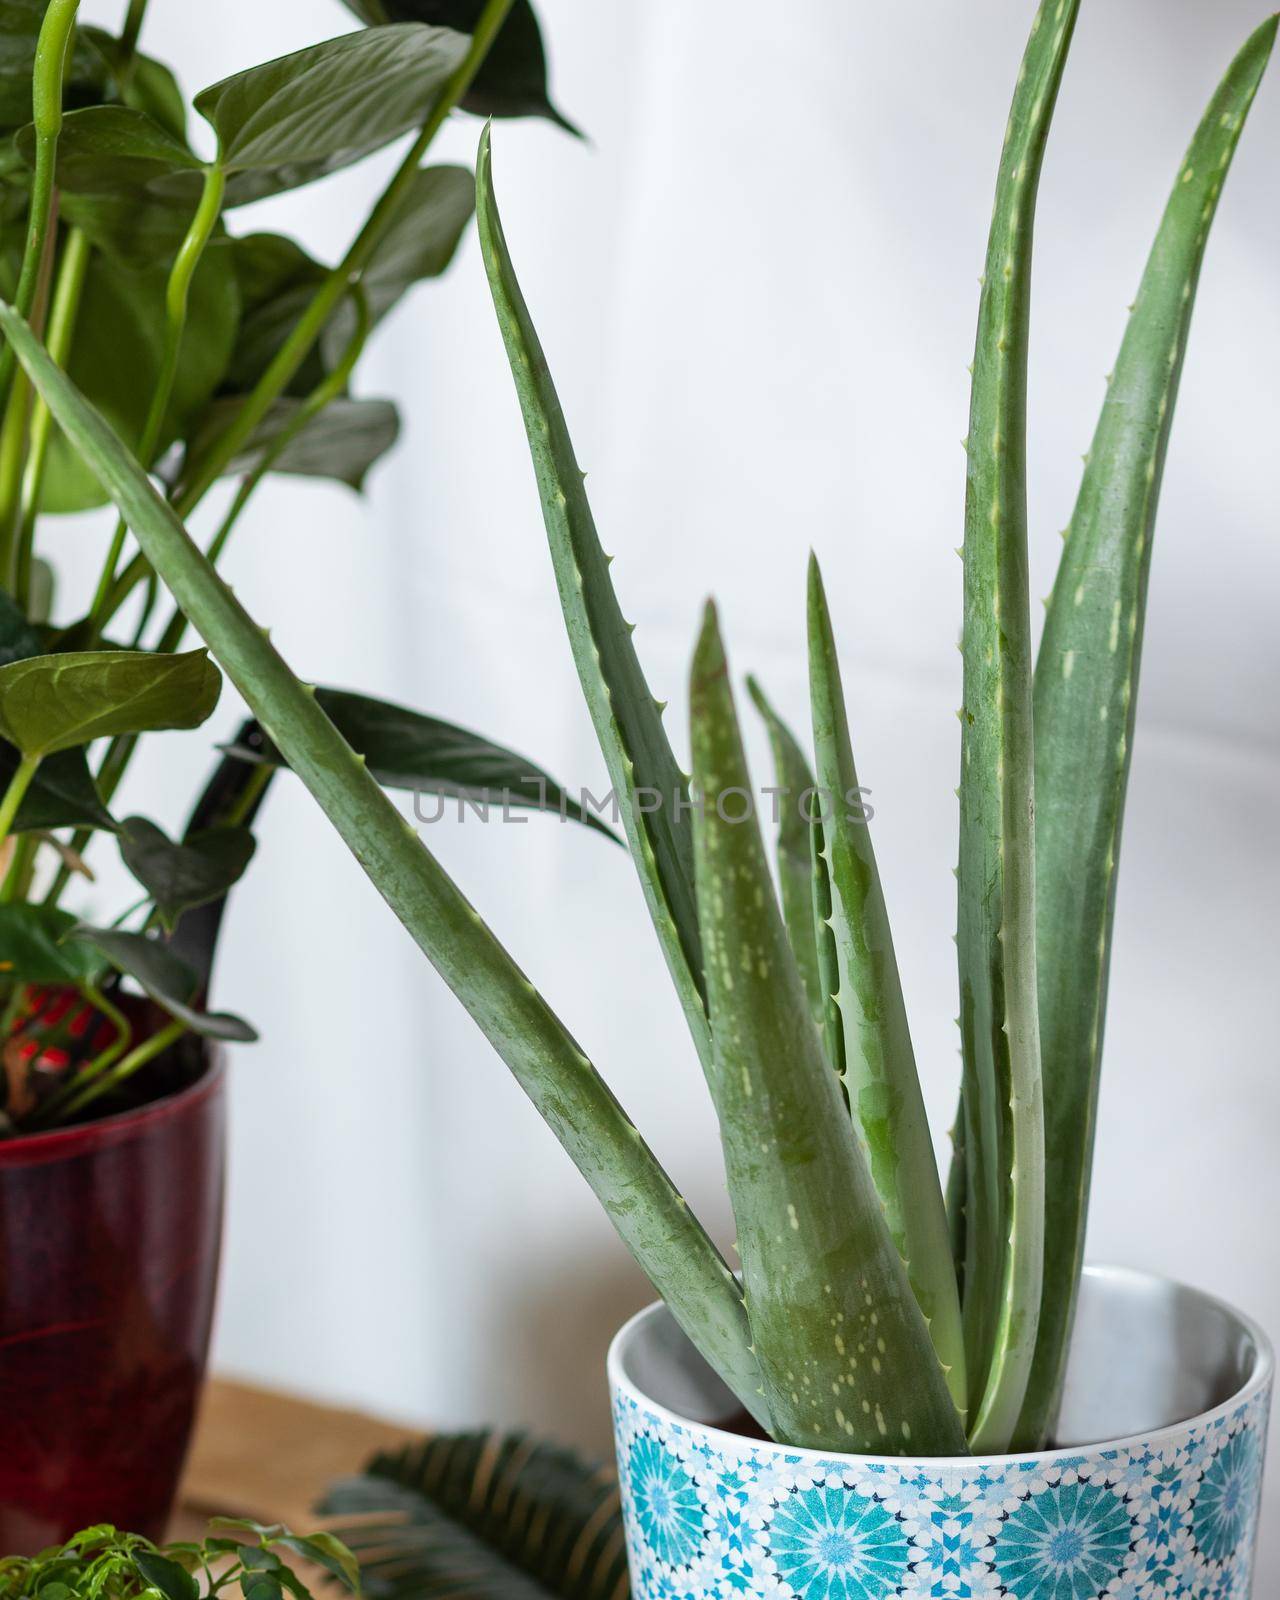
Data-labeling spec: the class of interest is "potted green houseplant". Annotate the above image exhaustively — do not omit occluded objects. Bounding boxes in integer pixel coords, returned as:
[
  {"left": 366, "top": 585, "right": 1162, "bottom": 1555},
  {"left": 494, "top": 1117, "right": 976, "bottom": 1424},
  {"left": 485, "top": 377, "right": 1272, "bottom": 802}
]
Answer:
[
  {"left": 0, "top": 1520, "right": 361, "bottom": 1600},
  {"left": 2, "top": 0, "right": 1275, "bottom": 1595},
  {"left": 0, "top": 0, "right": 601, "bottom": 1551}
]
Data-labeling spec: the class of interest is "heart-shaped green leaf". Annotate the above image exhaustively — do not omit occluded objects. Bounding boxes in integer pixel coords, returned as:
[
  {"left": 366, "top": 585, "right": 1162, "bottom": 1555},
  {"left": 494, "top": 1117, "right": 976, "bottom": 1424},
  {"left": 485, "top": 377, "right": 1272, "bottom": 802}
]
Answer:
[
  {"left": 206, "top": 1520, "right": 288, "bottom": 1543},
  {"left": 338, "top": 0, "right": 577, "bottom": 133},
  {"left": 0, "top": 139, "right": 25, "bottom": 200},
  {"left": 221, "top": 168, "right": 473, "bottom": 396},
  {"left": 273, "top": 1536, "right": 357, "bottom": 1595},
  {"left": 189, "top": 396, "right": 401, "bottom": 491},
  {"left": 225, "top": 687, "right": 621, "bottom": 843},
  {"left": 240, "top": 1575, "right": 283, "bottom": 1600},
  {"left": 0, "top": 904, "right": 103, "bottom": 985},
  {"left": 77, "top": 27, "right": 189, "bottom": 141},
  {"left": 43, "top": 240, "right": 240, "bottom": 511},
  {"left": 195, "top": 25, "right": 470, "bottom": 208},
  {"left": 0, "top": 649, "right": 222, "bottom": 758},
  {"left": 17, "top": 105, "right": 202, "bottom": 198},
  {"left": 58, "top": 188, "right": 202, "bottom": 272},
  {"left": 0, "top": 742, "right": 117, "bottom": 832},
  {"left": 0, "top": 1, "right": 48, "bottom": 129},
  {"left": 223, "top": 233, "right": 330, "bottom": 397},
  {"left": 352, "top": 165, "right": 475, "bottom": 316},
  {"left": 0, "top": 4, "right": 111, "bottom": 130},
  {"left": 14, "top": 106, "right": 205, "bottom": 269},
  {"left": 72, "top": 925, "right": 258, "bottom": 1042},
  {"left": 321, "top": 165, "right": 475, "bottom": 363},
  {"left": 119, "top": 816, "right": 257, "bottom": 932},
  {"left": 131, "top": 1554, "right": 199, "bottom": 1600}
]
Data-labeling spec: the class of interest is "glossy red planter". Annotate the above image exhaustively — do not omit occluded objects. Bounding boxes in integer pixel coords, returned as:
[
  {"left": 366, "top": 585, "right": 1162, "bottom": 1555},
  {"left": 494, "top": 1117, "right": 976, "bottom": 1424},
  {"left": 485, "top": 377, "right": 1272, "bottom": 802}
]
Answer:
[{"left": 0, "top": 1058, "right": 225, "bottom": 1551}]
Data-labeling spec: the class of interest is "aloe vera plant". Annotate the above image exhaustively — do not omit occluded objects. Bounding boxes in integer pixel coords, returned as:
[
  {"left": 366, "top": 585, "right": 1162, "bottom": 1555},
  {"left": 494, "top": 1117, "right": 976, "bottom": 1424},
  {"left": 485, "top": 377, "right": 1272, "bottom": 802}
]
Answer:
[
  {"left": 2, "top": 1, "right": 1273, "bottom": 1456},
  {"left": 0, "top": 0, "right": 598, "bottom": 1135}
]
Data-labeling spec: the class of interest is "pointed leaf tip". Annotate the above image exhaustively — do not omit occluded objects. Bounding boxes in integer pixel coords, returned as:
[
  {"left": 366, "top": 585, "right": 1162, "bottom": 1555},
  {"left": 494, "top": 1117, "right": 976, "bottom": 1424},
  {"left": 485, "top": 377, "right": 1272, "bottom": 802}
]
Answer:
[
  {"left": 807, "top": 553, "right": 833, "bottom": 638},
  {"left": 694, "top": 600, "right": 725, "bottom": 677},
  {"left": 477, "top": 141, "right": 714, "bottom": 1077},
  {"left": 475, "top": 124, "right": 495, "bottom": 220}
]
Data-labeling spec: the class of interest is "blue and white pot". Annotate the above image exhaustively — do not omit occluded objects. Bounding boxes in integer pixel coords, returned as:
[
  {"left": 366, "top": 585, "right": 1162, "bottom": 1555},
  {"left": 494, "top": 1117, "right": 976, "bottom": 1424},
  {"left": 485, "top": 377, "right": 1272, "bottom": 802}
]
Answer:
[{"left": 609, "top": 1267, "right": 1272, "bottom": 1600}]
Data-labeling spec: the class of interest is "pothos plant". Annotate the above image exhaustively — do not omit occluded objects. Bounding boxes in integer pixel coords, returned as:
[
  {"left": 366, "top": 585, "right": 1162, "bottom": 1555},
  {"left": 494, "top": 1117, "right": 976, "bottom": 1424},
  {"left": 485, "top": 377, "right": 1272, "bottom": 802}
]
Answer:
[
  {"left": 0, "top": 1, "right": 1272, "bottom": 1455},
  {"left": 0, "top": 1519, "right": 360, "bottom": 1600},
  {"left": 0, "top": 0, "right": 606, "bottom": 1136}
]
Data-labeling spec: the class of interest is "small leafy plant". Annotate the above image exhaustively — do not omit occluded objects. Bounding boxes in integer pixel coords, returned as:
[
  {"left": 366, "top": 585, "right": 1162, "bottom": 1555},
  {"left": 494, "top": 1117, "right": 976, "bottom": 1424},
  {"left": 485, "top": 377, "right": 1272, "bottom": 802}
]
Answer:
[
  {"left": 0, "top": 0, "right": 596, "bottom": 1135},
  {"left": 0, "top": 1521, "right": 359, "bottom": 1600},
  {"left": 1, "top": 2, "right": 1273, "bottom": 1456}
]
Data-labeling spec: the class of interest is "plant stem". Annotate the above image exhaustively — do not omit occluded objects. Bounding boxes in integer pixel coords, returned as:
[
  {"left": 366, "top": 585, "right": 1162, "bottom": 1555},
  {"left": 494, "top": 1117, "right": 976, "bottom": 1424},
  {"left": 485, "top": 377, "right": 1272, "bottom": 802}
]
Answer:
[
  {"left": 88, "top": 165, "right": 225, "bottom": 632},
  {"left": 54, "top": 1016, "right": 185, "bottom": 1122},
  {"left": 0, "top": 833, "right": 35, "bottom": 902},
  {"left": 111, "top": 893, "right": 150, "bottom": 928},
  {"left": 180, "top": 3, "right": 509, "bottom": 511},
  {"left": 162, "top": 287, "right": 372, "bottom": 655},
  {"left": 128, "top": 571, "right": 158, "bottom": 646},
  {"left": 0, "top": 983, "right": 27, "bottom": 1045},
  {"left": 40, "top": 289, "right": 372, "bottom": 909},
  {"left": 0, "top": 0, "right": 81, "bottom": 409},
  {"left": 14, "top": 227, "right": 91, "bottom": 607},
  {"left": 0, "top": 374, "right": 34, "bottom": 588},
  {"left": 0, "top": 198, "right": 60, "bottom": 589},
  {"left": 42, "top": 292, "right": 375, "bottom": 905},
  {"left": 221, "top": 760, "right": 271, "bottom": 830},
  {"left": 0, "top": 0, "right": 80, "bottom": 585},
  {"left": 42, "top": 854, "right": 75, "bottom": 909},
  {"left": 31, "top": 981, "right": 135, "bottom": 1127},
  {"left": 85, "top": 985, "right": 132, "bottom": 1068},
  {"left": 120, "top": 0, "right": 149, "bottom": 64},
  {"left": 38, "top": 6, "right": 507, "bottom": 895},
  {"left": 0, "top": 753, "right": 41, "bottom": 859},
  {"left": 94, "top": 0, "right": 516, "bottom": 630}
]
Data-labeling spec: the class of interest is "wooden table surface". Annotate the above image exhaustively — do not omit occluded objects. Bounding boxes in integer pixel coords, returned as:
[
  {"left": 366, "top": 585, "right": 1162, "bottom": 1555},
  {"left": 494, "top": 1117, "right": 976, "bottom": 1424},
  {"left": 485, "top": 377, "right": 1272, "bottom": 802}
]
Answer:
[{"left": 175, "top": 1377, "right": 421, "bottom": 1538}]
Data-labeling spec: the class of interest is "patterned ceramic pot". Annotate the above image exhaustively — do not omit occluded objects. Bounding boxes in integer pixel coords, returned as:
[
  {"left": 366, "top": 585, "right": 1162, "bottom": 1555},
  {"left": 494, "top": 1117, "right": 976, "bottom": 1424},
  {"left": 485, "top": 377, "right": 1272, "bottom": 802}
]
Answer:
[{"left": 609, "top": 1267, "right": 1272, "bottom": 1600}]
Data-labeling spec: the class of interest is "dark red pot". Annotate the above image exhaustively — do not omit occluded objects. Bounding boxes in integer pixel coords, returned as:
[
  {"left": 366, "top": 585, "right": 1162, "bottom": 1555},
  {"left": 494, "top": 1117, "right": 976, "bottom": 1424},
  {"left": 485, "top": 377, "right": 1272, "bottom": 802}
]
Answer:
[{"left": 0, "top": 1058, "right": 225, "bottom": 1552}]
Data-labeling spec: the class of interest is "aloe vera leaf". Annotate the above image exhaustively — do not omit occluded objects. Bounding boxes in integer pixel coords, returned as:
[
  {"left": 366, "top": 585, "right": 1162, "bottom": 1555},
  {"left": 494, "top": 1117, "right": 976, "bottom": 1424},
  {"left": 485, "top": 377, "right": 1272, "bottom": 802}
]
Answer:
[
  {"left": 807, "top": 557, "right": 967, "bottom": 1417},
  {"left": 744, "top": 675, "right": 824, "bottom": 1027},
  {"left": 957, "top": 0, "right": 1079, "bottom": 1451},
  {"left": 0, "top": 296, "right": 767, "bottom": 1432},
  {"left": 945, "top": 1096, "right": 967, "bottom": 1302},
  {"left": 475, "top": 128, "right": 710, "bottom": 1073},
  {"left": 691, "top": 602, "right": 967, "bottom": 1455},
  {"left": 1018, "top": 15, "right": 1278, "bottom": 1451},
  {"left": 809, "top": 799, "right": 846, "bottom": 1078}
]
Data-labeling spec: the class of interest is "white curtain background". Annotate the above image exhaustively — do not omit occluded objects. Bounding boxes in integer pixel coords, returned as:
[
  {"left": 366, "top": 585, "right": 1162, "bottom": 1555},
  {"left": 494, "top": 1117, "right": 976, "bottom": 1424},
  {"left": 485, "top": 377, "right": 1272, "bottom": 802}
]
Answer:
[{"left": 63, "top": 0, "right": 1280, "bottom": 1574}]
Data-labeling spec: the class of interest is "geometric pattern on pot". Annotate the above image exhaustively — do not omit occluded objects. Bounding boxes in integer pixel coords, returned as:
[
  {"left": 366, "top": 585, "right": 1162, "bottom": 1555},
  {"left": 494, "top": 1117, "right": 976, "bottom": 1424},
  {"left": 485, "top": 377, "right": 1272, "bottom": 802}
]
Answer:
[{"left": 611, "top": 1380, "right": 1271, "bottom": 1600}]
